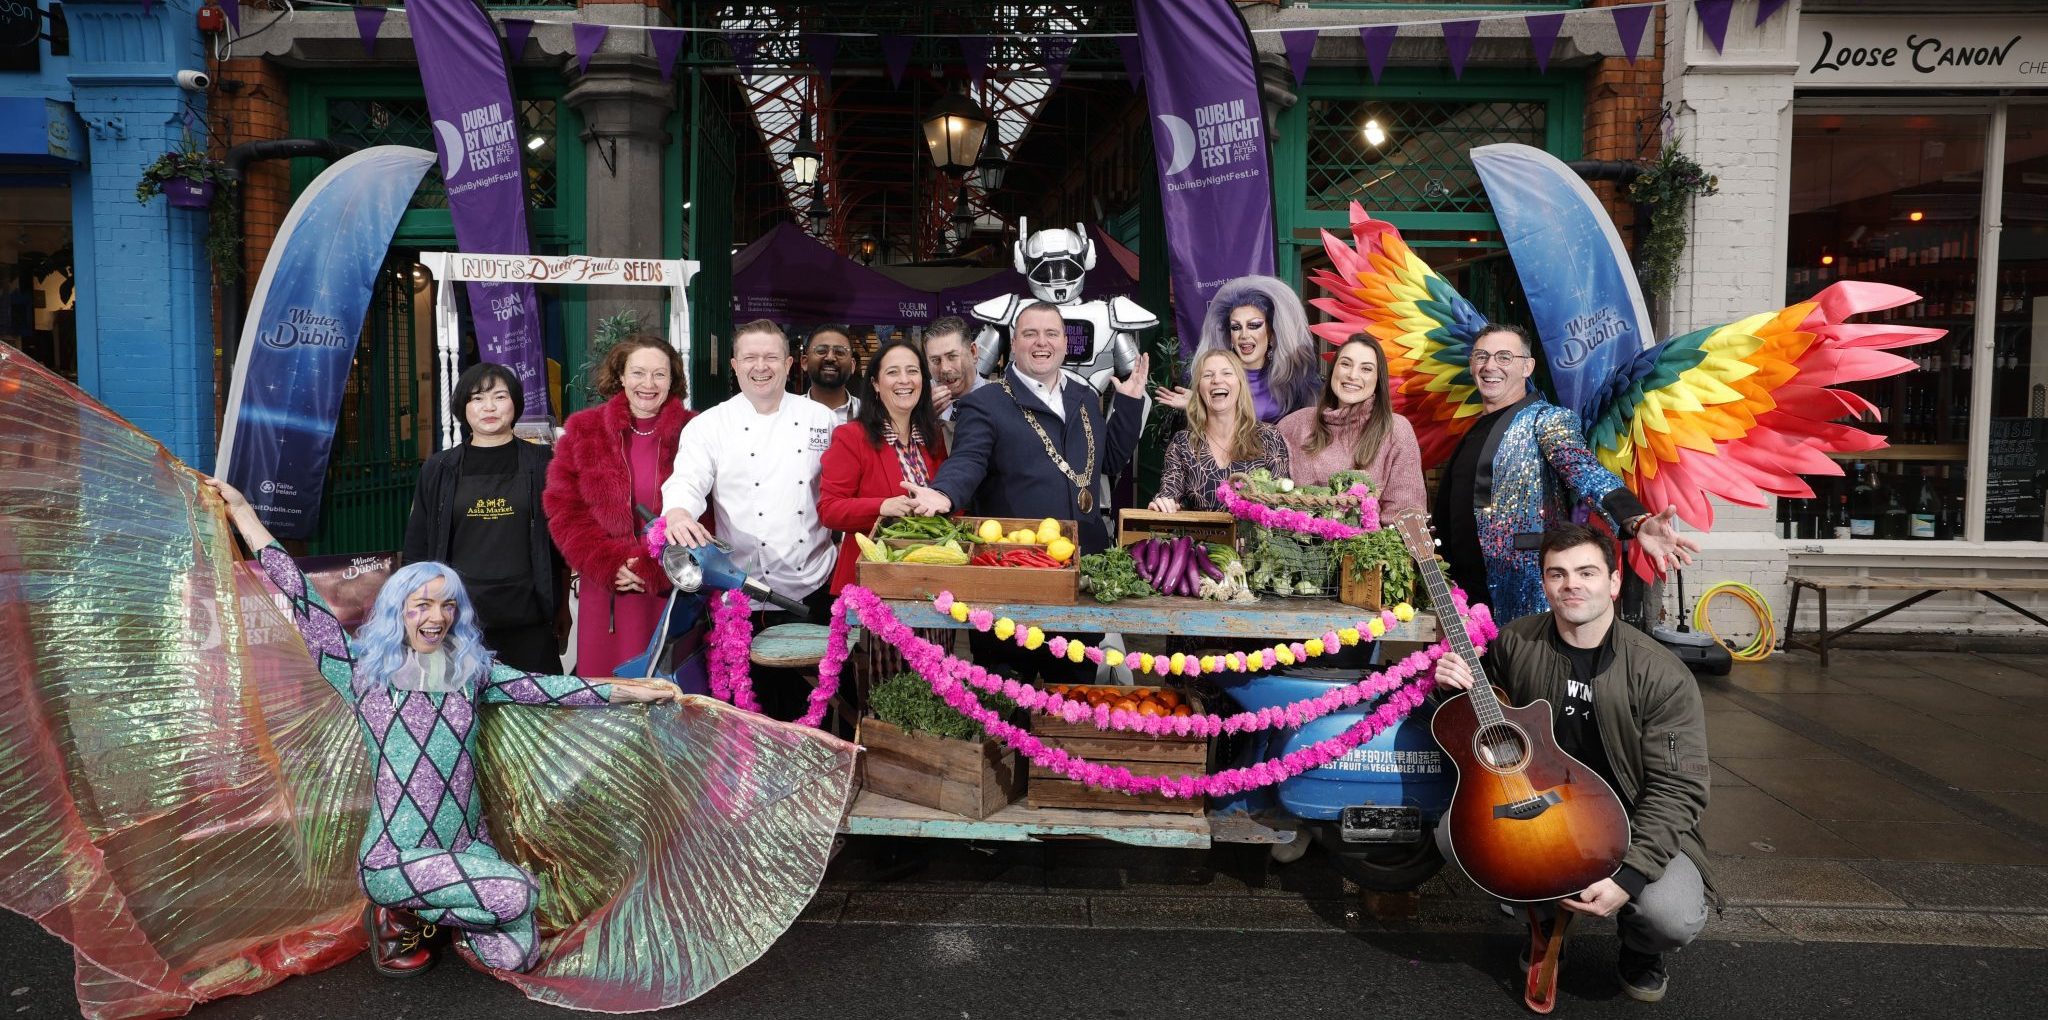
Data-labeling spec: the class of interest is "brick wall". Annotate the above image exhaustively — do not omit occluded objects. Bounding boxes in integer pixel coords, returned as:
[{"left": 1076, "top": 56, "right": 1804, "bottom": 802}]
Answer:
[
  {"left": 1583, "top": 0, "right": 1664, "bottom": 236},
  {"left": 208, "top": 59, "right": 293, "bottom": 284}
]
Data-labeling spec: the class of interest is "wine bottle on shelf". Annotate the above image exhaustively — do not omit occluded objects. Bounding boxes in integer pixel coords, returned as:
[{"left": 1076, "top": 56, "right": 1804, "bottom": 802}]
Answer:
[
  {"left": 1849, "top": 463, "right": 1878, "bottom": 539},
  {"left": 1880, "top": 470, "right": 1910, "bottom": 540},
  {"left": 1909, "top": 467, "right": 1940, "bottom": 540}
]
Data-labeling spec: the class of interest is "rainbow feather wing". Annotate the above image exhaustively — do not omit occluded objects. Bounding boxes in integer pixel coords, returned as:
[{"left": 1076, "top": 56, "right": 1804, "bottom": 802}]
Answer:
[
  {"left": 1585, "top": 281, "right": 1941, "bottom": 533},
  {"left": 1307, "top": 203, "right": 1492, "bottom": 465}
]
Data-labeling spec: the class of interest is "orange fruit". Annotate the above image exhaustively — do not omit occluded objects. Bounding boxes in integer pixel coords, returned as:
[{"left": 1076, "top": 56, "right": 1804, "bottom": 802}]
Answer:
[
  {"left": 1112, "top": 698, "right": 1139, "bottom": 713},
  {"left": 1138, "top": 701, "right": 1166, "bottom": 717},
  {"left": 1155, "top": 690, "right": 1181, "bottom": 709},
  {"left": 1172, "top": 705, "right": 1192, "bottom": 717}
]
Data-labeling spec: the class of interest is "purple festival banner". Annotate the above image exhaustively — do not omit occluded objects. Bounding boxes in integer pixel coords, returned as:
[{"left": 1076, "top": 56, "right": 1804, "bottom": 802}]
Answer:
[
  {"left": 409, "top": 0, "right": 550, "bottom": 422},
  {"left": 1133, "top": 0, "right": 1276, "bottom": 356}
]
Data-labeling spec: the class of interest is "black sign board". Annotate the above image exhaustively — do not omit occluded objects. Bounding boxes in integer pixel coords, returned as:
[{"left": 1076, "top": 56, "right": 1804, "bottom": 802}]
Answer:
[
  {"left": 1986, "top": 418, "right": 2048, "bottom": 542},
  {"left": 1, "top": 1, "right": 41, "bottom": 73}
]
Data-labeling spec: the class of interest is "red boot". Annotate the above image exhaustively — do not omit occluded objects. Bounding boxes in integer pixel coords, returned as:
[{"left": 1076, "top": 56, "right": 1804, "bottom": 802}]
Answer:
[{"left": 362, "top": 903, "right": 439, "bottom": 978}]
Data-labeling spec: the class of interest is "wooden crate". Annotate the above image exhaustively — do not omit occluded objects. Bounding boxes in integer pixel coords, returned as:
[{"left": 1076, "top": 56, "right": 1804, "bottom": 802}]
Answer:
[
  {"left": 1338, "top": 554, "right": 1385, "bottom": 611},
  {"left": 857, "top": 718, "right": 1025, "bottom": 820},
  {"left": 856, "top": 517, "right": 1078, "bottom": 605},
  {"left": 1117, "top": 509, "right": 1236, "bottom": 550},
  {"left": 1026, "top": 686, "right": 1209, "bottom": 816}
]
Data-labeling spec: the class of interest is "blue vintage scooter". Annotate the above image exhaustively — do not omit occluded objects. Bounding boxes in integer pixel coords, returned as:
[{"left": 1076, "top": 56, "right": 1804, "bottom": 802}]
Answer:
[
  {"left": 1211, "top": 657, "right": 1456, "bottom": 892},
  {"left": 610, "top": 541, "right": 809, "bottom": 692}
]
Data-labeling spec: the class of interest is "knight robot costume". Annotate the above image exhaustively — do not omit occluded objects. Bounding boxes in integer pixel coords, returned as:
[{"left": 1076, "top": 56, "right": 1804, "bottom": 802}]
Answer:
[{"left": 972, "top": 219, "right": 1159, "bottom": 394}]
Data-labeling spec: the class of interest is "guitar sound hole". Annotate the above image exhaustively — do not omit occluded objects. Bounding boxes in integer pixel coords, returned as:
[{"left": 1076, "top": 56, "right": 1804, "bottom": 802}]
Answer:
[{"left": 1477, "top": 725, "right": 1527, "bottom": 770}]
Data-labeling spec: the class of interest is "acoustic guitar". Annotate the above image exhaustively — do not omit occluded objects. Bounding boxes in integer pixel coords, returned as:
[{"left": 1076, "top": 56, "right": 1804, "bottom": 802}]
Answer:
[{"left": 1390, "top": 509, "right": 1630, "bottom": 905}]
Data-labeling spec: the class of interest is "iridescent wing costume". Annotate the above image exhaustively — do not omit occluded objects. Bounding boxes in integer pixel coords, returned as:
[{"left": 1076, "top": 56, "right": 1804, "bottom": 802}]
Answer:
[{"left": 0, "top": 345, "right": 859, "bottom": 1018}]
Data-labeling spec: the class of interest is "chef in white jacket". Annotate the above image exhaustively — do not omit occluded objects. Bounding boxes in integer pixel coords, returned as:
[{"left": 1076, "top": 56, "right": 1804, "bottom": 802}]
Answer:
[{"left": 661, "top": 319, "right": 839, "bottom": 678}]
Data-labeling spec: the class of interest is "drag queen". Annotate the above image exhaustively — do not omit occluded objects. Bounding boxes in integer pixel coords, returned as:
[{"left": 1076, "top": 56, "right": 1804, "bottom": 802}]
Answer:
[
  {"left": 1155, "top": 276, "right": 1322, "bottom": 423},
  {"left": 203, "top": 477, "right": 682, "bottom": 977}
]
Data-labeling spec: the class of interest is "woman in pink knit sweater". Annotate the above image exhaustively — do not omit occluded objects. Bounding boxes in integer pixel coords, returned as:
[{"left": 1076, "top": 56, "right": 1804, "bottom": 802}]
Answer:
[{"left": 1276, "top": 334, "right": 1426, "bottom": 512}]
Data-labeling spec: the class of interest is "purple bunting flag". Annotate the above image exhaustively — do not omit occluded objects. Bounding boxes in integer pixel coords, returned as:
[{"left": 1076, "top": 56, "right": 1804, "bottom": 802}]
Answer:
[
  {"left": 1611, "top": 4, "right": 1654, "bottom": 65},
  {"left": 804, "top": 33, "right": 840, "bottom": 81},
  {"left": 1118, "top": 35, "right": 1145, "bottom": 92},
  {"left": 1526, "top": 12, "right": 1565, "bottom": 74},
  {"left": 572, "top": 23, "right": 609, "bottom": 76},
  {"left": 502, "top": 18, "right": 533, "bottom": 59},
  {"left": 651, "top": 28, "right": 687, "bottom": 85},
  {"left": 353, "top": 7, "right": 384, "bottom": 58},
  {"left": 1442, "top": 20, "right": 1479, "bottom": 80},
  {"left": 1757, "top": 0, "right": 1790, "bottom": 27},
  {"left": 880, "top": 34, "right": 914, "bottom": 87},
  {"left": 1039, "top": 35, "right": 1077, "bottom": 90},
  {"left": 1281, "top": 29, "right": 1318, "bottom": 88},
  {"left": 221, "top": 0, "right": 240, "bottom": 34},
  {"left": 1360, "top": 25, "right": 1397, "bottom": 85},
  {"left": 726, "top": 31, "right": 765, "bottom": 79},
  {"left": 960, "top": 37, "right": 996, "bottom": 88},
  {"left": 1696, "top": 0, "right": 1734, "bottom": 54}
]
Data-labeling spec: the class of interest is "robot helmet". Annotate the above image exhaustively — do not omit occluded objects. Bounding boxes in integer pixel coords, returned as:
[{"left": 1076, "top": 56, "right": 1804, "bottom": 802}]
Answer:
[{"left": 1013, "top": 218, "right": 1096, "bottom": 305}]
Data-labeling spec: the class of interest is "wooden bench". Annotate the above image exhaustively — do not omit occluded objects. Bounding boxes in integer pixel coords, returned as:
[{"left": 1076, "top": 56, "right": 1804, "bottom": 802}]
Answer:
[{"left": 1785, "top": 574, "right": 2048, "bottom": 665}]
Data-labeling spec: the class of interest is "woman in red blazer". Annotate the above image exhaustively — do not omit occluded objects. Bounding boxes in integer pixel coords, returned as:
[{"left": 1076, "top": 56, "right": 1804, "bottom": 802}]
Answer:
[
  {"left": 819, "top": 338, "right": 948, "bottom": 595},
  {"left": 544, "top": 335, "right": 695, "bottom": 675}
]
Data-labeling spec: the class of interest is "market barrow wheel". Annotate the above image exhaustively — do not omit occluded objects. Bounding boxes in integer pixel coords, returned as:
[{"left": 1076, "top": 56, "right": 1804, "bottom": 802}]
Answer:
[{"left": 1311, "top": 822, "right": 1445, "bottom": 893}]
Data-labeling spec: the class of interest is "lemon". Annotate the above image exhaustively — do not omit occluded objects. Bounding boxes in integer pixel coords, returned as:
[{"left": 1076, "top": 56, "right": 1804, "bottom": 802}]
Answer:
[
  {"left": 977, "top": 518, "right": 1005, "bottom": 543},
  {"left": 1045, "top": 537, "right": 1076, "bottom": 562},
  {"left": 1035, "top": 517, "right": 1062, "bottom": 544},
  {"left": 1009, "top": 529, "right": 1037, "bottom": 545}
]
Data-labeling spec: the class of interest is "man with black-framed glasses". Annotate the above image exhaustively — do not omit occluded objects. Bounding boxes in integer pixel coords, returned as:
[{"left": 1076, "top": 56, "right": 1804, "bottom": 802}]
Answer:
[{"left": 1434, "top": 323, "right": 1698, "bottom": 623}]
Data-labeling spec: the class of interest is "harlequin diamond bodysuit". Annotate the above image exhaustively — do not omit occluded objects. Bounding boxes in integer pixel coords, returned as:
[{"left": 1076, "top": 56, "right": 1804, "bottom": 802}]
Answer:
[{"left": 258, "top": 543, "right": 608, "bottom": 971}]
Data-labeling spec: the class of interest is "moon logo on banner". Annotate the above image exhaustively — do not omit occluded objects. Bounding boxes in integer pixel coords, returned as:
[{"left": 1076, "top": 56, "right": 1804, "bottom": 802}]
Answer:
[
  {"left": 1158, "top": 114, "right": 1196, "bottom": 176},
  {"left": 433, "top": 120, "right": 466, "bottom": 181}
]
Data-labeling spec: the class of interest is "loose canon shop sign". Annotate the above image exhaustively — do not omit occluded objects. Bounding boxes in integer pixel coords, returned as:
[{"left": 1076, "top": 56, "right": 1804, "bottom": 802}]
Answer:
[{"left": 1799, "top": 15, "right": 2048, "bottom": 89}]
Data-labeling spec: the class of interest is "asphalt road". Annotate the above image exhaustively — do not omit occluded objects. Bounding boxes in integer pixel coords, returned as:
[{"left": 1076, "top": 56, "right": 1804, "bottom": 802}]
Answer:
[{"left": 6, "top": 908, "right": 2044, "bottom": 1020}]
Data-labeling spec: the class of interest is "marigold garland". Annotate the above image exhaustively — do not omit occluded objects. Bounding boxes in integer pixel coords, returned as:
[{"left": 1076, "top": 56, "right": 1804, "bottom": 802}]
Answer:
[{"left": 826, "top": 586, "right": 1495, "bottom": 797}]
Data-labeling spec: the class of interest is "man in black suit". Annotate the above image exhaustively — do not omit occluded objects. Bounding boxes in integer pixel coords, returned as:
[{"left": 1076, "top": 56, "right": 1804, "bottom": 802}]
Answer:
[{"left": 904, "top": 301, "right": 1149, "bottom": 680}]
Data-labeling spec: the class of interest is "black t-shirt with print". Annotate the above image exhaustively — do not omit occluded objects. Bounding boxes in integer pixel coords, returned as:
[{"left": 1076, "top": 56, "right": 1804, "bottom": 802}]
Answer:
[
  {"left": 1548, "top": 628, "right": 1627, "bottom": 807},
  {"left": 448, "top": 441, "right": 541, "bottom": 628}
]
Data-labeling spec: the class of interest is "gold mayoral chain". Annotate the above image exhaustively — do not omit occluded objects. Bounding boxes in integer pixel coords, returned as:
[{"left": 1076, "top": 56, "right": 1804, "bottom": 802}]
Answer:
[{"left": 1000, "top": 377, "right": 1098, "bottom": 512}]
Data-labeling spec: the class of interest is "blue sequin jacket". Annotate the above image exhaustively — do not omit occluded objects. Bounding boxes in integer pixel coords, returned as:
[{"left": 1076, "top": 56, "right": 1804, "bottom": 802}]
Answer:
[{"left": 1463, "top": 395, "right": 1647, "bottom": 623}]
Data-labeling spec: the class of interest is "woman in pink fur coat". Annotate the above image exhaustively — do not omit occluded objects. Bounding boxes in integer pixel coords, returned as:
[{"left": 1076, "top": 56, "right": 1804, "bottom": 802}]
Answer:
[{"left": 544, "top": 335, "right": 696, "bottom": 675}]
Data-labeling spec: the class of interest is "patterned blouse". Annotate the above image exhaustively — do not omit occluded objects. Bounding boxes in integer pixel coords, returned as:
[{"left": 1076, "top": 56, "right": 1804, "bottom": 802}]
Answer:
[{"left": 1156, "top": 423, "right": 1291, "bottom": 511}]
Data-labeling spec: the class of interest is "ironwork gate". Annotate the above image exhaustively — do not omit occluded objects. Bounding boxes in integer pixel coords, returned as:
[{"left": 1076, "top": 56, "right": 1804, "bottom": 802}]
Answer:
[
  {"left": 687, "top": 70, "right": 738, "bottom": 409},
  {"left": 309, "top": 250, "right": 425, "bottom": 555}
]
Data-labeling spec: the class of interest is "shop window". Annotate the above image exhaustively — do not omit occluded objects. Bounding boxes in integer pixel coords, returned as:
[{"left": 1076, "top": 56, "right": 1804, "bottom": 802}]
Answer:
[
  {"left": 1990, "top": 106, "right": 2048, "bottom": 541},
  {"left": 1, "top": 181, "right": 76, "bottom": 380},
  {"left": 326, "top": 97, "right": 558, "bottom": 211},
  {"left": 1783, "top": 106, "right": 2047, "bottom": 543},
  {"left": 1303, "top": 97, "right": 1547, "bottom": 215}
]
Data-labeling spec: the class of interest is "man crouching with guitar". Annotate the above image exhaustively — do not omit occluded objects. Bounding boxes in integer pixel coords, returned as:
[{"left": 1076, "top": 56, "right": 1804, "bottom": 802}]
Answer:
[{"left": 1433, "top": 522, "right": 1714, "bottom": 1005}]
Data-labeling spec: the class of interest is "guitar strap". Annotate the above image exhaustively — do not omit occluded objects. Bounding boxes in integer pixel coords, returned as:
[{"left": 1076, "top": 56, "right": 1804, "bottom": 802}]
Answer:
[{"left": 1523, "top": 908, "right": 1576, "bottom": 1015}]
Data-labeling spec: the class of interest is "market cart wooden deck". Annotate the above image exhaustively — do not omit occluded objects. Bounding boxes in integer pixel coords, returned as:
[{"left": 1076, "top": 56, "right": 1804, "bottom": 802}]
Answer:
[{"left": 839, "top": 596, "right": 1440, "bottom": 848}]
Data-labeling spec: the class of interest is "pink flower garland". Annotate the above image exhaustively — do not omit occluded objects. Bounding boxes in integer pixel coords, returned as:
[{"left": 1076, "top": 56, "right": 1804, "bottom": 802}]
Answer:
[
  {"left": 797, "top": 586, "right": 1498, "bottom": 797},
  {"left": 706, "top": 589, "right": 762, "bottom": 713},
  {"left": 642, "top": 517, "right": 670, "bottom": 560},
  {"left": 1214, "top": 480, "right": 1382, "bottom": 538},
  {"left": 826, "top": 585, "right": 1481, "bottom": 799}
]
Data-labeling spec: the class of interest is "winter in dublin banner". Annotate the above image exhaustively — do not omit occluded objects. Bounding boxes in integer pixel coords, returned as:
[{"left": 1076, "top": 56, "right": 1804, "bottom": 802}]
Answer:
[
  {"left": 410, "top": 0, "right": 550, "bottom": 421},
  {"left": 1133, "top": 0, "right": 1276, "bottom": 356},
  {"left": 1470, "top": 143, "right": 1658, "bottom": 429},
  {"left": 216, "top": 147, "right": 438, "bottom": 539}
]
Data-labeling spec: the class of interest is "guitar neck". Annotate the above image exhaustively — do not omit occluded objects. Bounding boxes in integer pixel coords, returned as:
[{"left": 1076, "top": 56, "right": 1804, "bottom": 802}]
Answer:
[{"left": 1414, "top": 552, "right": 1500, "bottom": 710}]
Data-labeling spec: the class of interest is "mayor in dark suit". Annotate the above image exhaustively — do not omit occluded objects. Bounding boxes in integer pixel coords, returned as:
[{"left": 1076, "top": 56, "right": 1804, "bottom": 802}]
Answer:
[{"left": 905, "top": 301, "right": 1150, "bottom": 680}]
